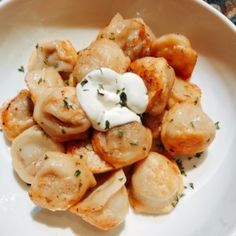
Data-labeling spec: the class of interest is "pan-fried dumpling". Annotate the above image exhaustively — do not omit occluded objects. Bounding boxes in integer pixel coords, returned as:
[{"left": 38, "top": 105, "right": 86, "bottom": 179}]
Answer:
[
  {"left": 70, "top": 170, "right": 129, "bottom": 231},
  {"left": 161, "top": 103, "right": 216, "bottom": 156},
  {"left": 72, "top": 39, "right": 130, "bottom": 83},
  {"left": 151, "top": 34, "right": 198, "bottom": 79},
  {"left": 28, "top": 40, "right": 77, "bottom": 74},
  {"left": 92, "top": 122, "right": 152, "bottom": 168},
  {"left": 130, "top": 57, "right": 175, "bottom": 115},
  {"left": 67, "top": 141, "right": 114, "bottom": 174},
  {"left": 167, "top": 77, "right": 201, "bottom": 109},
  {"left": 28, "top": 151, "right": 96, "bottom": 211},
  {"left": 33, "top": 87, "right": 91, "bottom": 142},
  {"left": 97, "top": 13, "right": 155, "bottom": 61},
  {"left": 1, "top": 90, "right": 35, "bottom": 141},
  {"left": 11, "top": 125, "right": 65, "bottom": 184},
  {"left": 129, "top": 152, "right": 183, "bottom": 214},
  {"left": 25, "top": 67, "right": 64, "bottom": 103},
  {"left": 143, "top": 112, "right": 165, "bottom": 138}
]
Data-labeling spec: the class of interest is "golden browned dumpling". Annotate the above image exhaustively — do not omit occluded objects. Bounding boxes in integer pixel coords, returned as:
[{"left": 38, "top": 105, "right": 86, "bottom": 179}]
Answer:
[
  {"left": 11, "top": 125, "right": 65, "bottom": 184},
  {"left": 161, "top": 103, "right": 216, "bottom": 156},
  {"left": 29, "top": 151, "right": 96, "bottom": 211},
  {"left": 25, "top": 67, "right": 64, "bottom": 103},
  {"left": 129, "top": 152, "right": 183, "bottom": 214},
  {"left": 33, "top": 87, "right": 91, "bottom": 142},
  {"left": 130, "top": 57, "right": 175, "bottom": 115},
  {"left": 70, "top": 170, "right": 129, "bottom": 231},
  {"left": 97, "top": 13, "right": 155, "bottom": 61},
  {"left": 28, "top": 40, "right": 77, "bottom": 74},
  {"left": 92, "top": 122, "right": 152, "bottom": 168},
  {"left": 1, "top": 90, "right": 35, "bottom": 141},
  {"left": 66, "top": 140, "right": 114, "bottom": 174},
  {"left": 167, "top": 77, "right": 201, "bottom": 109},
  {"left": 151, "top": 34, "right": 198, "bottom": 79},
  {"left": 72, "top": 38, "right": 130, "bottom": 83}
]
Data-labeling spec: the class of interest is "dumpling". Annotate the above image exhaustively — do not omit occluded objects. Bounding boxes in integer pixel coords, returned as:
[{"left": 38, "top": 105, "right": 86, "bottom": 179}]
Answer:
[
  {"left": 167, "top": 77, "right": 201, "bottom": 109},
  {"left": 33, "top": 87, "right": 91, "bottom": 142},
  {"left": 25, "top": 67, "right": 64, "bottom": 103},
  {"left": 161, "top": 102, "right": 216, "bottom": 156},
  {"left": 143, "top": 112, "right": 165, "bottom": 138},
  {"left": 28, "top": 151, "right": 96, "bottom": 211},
  {"left": 97, "top": 13, "right": 155, "bottom": 61},
  {"left": 92, "top": 122, "right": 152, "bottom": 168},
  {"left": 151, "top": 34, "right": 198, "bottom": 79},
  {"left": 129, "top": 152, "right": 183, "bottom": 214},
  {"left": 28, "top": 40, "right": 77, "bottom": 74},
  {"left": 72, "top": 38, "right": 130, "bottom": 83},
  {"left": 70, "top": 169, "right": 129, "bottom": 231},
  {"left": 1, "top": 90, "right": 35, "bottom": 141},
  {"left": 11, "top": 125, "right": 65, "bottom": 184},
  {"left": 66, "top": 140, "right": 114, "bottom": 174},
  {"left": 130, "top": 57, "right": 175, "bottom": 115}
]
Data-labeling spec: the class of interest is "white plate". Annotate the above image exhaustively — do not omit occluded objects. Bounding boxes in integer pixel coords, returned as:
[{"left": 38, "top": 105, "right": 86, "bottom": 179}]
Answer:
[{"left": 0, "top": 0, "right": 236, "bottom": 235}]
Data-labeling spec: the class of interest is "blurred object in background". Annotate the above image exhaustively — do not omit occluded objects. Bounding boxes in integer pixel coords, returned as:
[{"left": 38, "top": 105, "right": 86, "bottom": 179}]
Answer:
[{"left": 205, "top": 0, "right": 236, "bottom": 24}]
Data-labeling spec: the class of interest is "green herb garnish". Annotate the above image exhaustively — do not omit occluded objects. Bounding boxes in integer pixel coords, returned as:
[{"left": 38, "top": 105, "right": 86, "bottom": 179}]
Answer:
[
  {"left": 117, "top": 130, "right": 124, "bottom": 138},
  {"left": 74, "top": 169, "right": 81, "bottom": 177},
  {"left": 61, "top": 128, "right": 66, "bottom": 134},
  {"left": 194, "top": 97, "right": 199, "bottom": 105},
  {"left": 37, "top": 78, "right": 43, "bottom": 85},
  {"left": 119, "top": 91, "right": 127, "bottom": 107},
  {"left": 189, "top": 183, "right": 194, "bottom": 189},
  {"left": 97, "top": 89, "right": 104, "bottom": 96},
  {"left": 215, "top": 121, "right": 220, "bottom": 130},
  {"left": 105, "top": 120, "right": 110, "bottom": 129},
  {"left": 63, "top": 97, "right": 73, "bottom": 109},
  {"left": 195, "top": 152, "right": 204, "bottom": 158},
  {"left": 129, "top": 141, "right": 138, "bottom": 146},
  {"left": 80, "top": 79, "right": 88, "bottom": 87},
  {"left": 18, "top": 66, "right": 24, "bottom": 73},
  {"left": 176, "top": 159, "right": 187, "bottom": 176}
]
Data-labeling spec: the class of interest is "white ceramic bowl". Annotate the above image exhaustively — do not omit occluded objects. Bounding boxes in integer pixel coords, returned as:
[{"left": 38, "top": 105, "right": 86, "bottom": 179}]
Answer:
[{"left": 0, "top": 0, "right": 236, "bottom": 235}]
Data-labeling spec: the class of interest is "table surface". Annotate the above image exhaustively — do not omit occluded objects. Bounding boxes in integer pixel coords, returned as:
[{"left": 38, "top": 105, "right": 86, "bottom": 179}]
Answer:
[
  {"left": 205, "top": 0, "right": 236, "bottom": 24},
  {"left": 0, "top": 0, "right": 235, "bottom": 24}
]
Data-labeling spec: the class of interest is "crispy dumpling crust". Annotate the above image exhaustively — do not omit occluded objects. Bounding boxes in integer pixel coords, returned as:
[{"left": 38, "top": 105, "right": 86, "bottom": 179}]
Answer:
[
  {"left": 130, "top": 57, "right": 175, "bottom": 115},
  {"left": 33, "top": 87, "right": 91, "bottom": 142},
  {"left": 161, "top": 102, "right": 216, "bottom": 156},
  {"left": 11, "top": 125, "right": 65, "bottom": 184},
  {"left": 129, "top": 152, "right": 183, "bottom": 214},
  {"left": 1, "top": 90, "right": 35, "bottom": 141},
  {"left": 29, "top": 151, "right": 96, "bottom": 211},
  {"left": 70, "top": 170, "right": 129, "bottom": 231},
  {"left": 92, "top": 122, "right": 152, "bottom": 168}
]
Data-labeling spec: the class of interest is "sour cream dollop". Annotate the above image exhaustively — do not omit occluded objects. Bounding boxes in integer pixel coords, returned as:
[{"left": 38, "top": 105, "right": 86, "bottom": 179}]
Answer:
[{"left": 76, "top": 68, "right": 148, "bottom": 131}]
